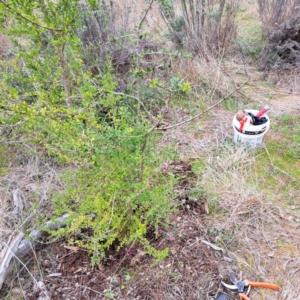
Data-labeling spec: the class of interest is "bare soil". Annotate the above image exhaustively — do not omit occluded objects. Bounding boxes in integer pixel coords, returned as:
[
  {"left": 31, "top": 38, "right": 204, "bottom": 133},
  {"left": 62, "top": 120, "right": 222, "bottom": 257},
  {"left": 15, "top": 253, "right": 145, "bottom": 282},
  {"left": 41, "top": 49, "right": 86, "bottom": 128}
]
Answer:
[{"left": 270, "top": 95, "right": 300, "bottom": 117}]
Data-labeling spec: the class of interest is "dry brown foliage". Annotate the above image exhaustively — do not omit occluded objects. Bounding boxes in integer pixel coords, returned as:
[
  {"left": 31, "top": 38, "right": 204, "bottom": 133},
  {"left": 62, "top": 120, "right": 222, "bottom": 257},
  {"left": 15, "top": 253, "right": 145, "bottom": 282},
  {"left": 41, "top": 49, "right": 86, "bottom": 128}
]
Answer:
[
  {"left": 0, "top": 153, "right": 64, "bottom": 241},
  {"left": 160, "top": 0, "right": 238, "bottom": 56},
  {"left": 195, "top": 141, "right": 300, "bottom": 299},
  {"left": 258, "top": 0, "right": 300, "bottom": 70},
  {"left": 257, "top": 0, "right": 297, "bottom": 29}
]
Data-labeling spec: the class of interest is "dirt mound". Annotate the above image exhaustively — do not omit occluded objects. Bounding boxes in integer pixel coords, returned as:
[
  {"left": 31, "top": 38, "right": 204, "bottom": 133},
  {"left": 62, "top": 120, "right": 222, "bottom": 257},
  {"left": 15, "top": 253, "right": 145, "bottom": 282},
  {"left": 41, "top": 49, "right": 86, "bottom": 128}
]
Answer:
[{"left": 25, "top": 213, "right": 227, "bottom": 300}]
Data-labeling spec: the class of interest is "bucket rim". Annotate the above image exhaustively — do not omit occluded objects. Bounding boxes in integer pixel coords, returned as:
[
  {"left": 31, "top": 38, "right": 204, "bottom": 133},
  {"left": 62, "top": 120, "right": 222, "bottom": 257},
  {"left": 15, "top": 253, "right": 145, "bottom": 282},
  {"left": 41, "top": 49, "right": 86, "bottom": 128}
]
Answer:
[
  {"left": 232, "top": 109, "right": 270, "bottom": 134},
  {"left": 232, "top": 122, "right": 270, "bottom": 138}
]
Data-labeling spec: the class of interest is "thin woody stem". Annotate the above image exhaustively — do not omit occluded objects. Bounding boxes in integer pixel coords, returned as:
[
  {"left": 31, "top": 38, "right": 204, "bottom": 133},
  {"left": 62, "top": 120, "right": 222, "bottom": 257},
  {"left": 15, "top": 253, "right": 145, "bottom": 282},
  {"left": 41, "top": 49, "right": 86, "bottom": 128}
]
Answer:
[{"left": 0, "top": 0, "right": 62, "bottom": 31}]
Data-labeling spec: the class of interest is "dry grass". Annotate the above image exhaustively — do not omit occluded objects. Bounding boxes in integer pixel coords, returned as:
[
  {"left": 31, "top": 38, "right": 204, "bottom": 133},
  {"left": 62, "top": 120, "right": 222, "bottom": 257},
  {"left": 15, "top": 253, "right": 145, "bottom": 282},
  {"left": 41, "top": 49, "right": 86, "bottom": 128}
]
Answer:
[
  {"left": 0, "top": 153, "right": 64, "bottom": 241},
  {"left": 157, "top": 56, "right": 250, "bottom": 159},
  {"left": 173, "top": 57, "right": 235, "bottom": 100},
  {"left": 0, "top": 151, "right": 65, "bottom": 298},
  {"left": 257, "top": 0, "right": 296, "bottom": 30},
  {"left": 108, "top": 0, "right": 165, "bottom": 33},
  {"left": 191, "top": 140, "right": 300, "bottom": 300},
  {"left": 158, "top": 111, "right": 299, "bottom": 300},
  {"left": 264, "top": 69, "right": 300, "bottom": 94}
]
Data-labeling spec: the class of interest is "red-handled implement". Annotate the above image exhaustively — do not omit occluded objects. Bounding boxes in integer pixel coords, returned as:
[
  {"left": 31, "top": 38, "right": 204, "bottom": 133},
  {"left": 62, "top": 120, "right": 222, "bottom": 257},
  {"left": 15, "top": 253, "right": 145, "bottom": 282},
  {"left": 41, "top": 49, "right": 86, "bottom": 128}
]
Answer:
[{"left": 221, "top": 272, "right": 279, "bottom": 300}]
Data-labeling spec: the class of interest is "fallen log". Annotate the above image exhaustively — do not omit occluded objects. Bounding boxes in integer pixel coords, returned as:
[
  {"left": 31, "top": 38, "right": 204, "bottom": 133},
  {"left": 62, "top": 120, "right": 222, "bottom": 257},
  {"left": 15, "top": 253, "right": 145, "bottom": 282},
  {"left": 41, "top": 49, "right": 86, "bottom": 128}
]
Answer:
[
  {"left": 0, "top": 232, "right": 24, "bottom": 290},
  {"left": 0, "top": 213, "right": 69, "bottom": 290}
]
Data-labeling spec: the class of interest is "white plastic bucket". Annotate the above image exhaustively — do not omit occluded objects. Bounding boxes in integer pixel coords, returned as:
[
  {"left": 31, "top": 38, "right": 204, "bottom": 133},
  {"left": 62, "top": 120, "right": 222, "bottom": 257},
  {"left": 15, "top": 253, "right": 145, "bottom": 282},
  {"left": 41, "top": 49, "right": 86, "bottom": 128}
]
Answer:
[{"left": 232, "top": 109, "right": 270, "bottom": 148}]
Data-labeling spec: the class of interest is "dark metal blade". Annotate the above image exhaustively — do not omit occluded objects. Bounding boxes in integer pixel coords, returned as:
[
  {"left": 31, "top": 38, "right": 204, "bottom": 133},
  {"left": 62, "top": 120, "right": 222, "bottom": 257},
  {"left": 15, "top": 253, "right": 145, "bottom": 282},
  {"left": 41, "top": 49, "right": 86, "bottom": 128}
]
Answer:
[
  {"left": 215, "top": 293, "right": 233, "bottom": 300},
  {"left": 229, "top": 272, "right": 238, "bottom": 284}
]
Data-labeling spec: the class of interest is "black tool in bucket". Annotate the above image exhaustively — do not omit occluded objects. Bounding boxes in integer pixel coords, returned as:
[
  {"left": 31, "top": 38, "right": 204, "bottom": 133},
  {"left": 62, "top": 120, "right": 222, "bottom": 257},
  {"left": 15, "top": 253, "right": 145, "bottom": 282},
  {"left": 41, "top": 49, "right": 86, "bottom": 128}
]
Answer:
[{"left": 232, "top": 106, "right": 271, "bottom": 148}]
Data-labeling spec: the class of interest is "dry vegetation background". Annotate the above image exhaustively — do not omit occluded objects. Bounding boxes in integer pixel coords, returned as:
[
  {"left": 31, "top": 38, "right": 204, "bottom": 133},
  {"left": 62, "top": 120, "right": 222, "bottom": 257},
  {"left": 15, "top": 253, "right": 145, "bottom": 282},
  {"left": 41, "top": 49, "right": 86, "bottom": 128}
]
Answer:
[{"left": 0, "top": 0, "right": 299, "bottom": 299}]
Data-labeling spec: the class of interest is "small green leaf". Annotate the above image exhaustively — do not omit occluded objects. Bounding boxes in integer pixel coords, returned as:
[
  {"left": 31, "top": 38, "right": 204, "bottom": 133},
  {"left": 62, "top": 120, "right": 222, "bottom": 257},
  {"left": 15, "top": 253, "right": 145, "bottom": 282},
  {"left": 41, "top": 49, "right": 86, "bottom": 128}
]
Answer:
[
  {"left": 149, "top": 80, "right": 157, "bottom": 87},
  {"left": 125, "top": 274, "right": 131, "bottom": 281},
  {"left": 105, "top": 291, "right": 115, "bottom": 298},
  {"left": 181, "top": 81, "right": 191, "bottom": 93}
]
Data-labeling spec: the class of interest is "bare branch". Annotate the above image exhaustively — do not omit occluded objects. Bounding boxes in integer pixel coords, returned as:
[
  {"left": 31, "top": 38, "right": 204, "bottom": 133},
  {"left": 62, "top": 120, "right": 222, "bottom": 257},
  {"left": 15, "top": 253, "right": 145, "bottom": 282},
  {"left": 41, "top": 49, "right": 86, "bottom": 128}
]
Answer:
[
  {"left": 137, "top": 0, "right": 155, "bottom": 30},
  {"left": 158, "top": 77, "right": 250, "bottom": 130}
]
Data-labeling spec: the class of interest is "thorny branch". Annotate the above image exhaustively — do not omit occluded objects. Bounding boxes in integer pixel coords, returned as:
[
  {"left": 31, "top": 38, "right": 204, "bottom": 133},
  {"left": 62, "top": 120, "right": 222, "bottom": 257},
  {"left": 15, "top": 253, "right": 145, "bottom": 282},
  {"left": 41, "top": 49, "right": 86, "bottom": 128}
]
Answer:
[{"left": 112, "top": 91, "right": 158, "bottom": 122}]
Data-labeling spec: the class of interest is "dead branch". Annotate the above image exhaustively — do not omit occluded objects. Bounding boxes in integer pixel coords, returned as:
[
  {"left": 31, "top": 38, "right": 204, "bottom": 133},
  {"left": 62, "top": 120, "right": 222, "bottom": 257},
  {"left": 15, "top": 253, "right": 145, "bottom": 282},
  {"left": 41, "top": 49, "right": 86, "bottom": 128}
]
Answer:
[
  {"left": 157, "top": 76, "right": 250, "bottom": 130},
  {"left": 0, "top": 232, "right": 24, "bottom": 290},
  {"left": 13, "top": 189, "right": 23, "bottom": 216},
  {"left": 0, "top": 214, "right": 69, "bottom": 290}
]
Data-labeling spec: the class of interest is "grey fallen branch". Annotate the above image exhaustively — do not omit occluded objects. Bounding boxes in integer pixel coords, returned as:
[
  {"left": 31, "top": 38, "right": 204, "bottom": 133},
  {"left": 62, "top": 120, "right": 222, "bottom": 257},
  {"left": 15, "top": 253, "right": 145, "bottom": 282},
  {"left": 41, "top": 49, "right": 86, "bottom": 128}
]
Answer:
[
  {"left": 46, "top": 273, "right": 62, "bottom": 277},
  {"left": 0, "top": 213, "right": 69, "bottom": 290},
  {"left": 201, "top": 240, "right": 233, "bottom": 263},
  {"left": 219, "top": 256, "right": 233, "bottom": 263},
  {"left": 201, "top": 239, "right": 226, "bottom": 254}
]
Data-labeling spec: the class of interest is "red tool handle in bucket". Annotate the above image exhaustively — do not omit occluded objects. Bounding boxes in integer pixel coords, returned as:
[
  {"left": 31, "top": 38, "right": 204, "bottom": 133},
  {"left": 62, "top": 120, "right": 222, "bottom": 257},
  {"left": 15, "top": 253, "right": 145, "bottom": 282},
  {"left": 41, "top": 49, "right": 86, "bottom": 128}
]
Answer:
[
  {"left": 239, "top": 116, "right": 248, "bottom": 132},
  {"left": 256, "top": 105, "right": 270, "bottom": 118}
]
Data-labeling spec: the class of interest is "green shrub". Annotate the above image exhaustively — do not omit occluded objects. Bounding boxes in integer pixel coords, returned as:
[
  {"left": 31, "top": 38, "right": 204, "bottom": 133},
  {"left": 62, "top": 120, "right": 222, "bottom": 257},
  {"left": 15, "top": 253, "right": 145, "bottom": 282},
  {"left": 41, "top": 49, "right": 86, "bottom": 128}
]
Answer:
[
  {"left": 51, "top": 132, "right": 175, "bottom": 264},
  {"left": 0, "top": 0, "right": 176, "bottom": 264}
]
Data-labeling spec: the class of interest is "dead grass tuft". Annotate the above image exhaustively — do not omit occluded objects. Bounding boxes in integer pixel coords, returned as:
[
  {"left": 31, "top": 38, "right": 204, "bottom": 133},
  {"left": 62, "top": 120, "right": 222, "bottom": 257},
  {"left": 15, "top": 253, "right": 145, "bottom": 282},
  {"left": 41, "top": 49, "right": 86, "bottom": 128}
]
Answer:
[
  {"left": 173, "top": 57, "right": 234, "bottom": 101},
  {"left": 0, "top": 153, "right": 64, "bottom": 242},
  {"left": 194, "top": 142, "right": 300, "bottom": 299},
  {"left": 264, "top": 69, "right": 300, "bottom": 94}
]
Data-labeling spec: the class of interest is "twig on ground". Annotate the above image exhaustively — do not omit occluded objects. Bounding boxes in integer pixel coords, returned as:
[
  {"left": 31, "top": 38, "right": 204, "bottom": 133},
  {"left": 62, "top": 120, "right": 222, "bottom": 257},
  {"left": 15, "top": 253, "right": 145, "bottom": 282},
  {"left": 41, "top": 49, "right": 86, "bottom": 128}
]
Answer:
[
  {"left": 201, "top": 240, "right": 226, "bottom": 254},
  {"left": 0, "top": 214, "right": 69, "bottom": 291},
  {"left": 16, "top": 269, "right": 27, "bottom": 299},
  {"left": 220, "top": 65, "right": 248, "bottom": 98},
  {"left": 53, "top": 278, "right": 104, "bottom": 295}
]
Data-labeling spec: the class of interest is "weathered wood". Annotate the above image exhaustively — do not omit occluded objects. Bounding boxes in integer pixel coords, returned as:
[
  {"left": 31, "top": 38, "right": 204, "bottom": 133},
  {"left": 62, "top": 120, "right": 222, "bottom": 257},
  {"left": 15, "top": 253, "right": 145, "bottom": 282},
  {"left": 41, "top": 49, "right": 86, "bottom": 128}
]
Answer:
[
  {"left": 13, "top": 189, "right": 23, "bottom": 215},
  {"left": 36, "top": 281, "right": 51, "bottom": 300},
  {"left": 0, "top": 214, "right": 69, "bottom": 290},
  {"left": 17, "top": 213, "right": 69, "bottom": 257},
  {"left": 0, "top": 232, "right": 24, "bottom": 290}
]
